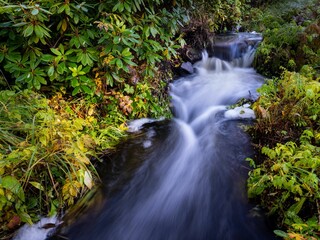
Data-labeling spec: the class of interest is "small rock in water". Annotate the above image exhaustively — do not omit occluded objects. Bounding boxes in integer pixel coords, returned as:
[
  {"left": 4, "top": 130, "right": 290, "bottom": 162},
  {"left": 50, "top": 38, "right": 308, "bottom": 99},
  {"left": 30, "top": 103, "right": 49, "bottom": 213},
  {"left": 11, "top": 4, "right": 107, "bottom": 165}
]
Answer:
[
  {"left": 180, "top": 62, "right": 194, "bottom": 74},
  {"left": 224, "top": 104, "right": 256, "bottom": 119}
]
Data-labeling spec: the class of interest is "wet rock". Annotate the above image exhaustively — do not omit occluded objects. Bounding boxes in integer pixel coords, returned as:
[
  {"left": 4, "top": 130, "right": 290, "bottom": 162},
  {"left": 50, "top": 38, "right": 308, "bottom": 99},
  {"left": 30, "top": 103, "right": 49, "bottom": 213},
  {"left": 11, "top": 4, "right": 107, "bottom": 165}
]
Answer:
[
  {"left": 172, "top": 61, "right": 195, "bottom": 77},
  {"left": 209, "top": 32, "right": 263, "bottom": 61},
  {"left": 180, "top": 62, "right": 194, "bottom": 74}
]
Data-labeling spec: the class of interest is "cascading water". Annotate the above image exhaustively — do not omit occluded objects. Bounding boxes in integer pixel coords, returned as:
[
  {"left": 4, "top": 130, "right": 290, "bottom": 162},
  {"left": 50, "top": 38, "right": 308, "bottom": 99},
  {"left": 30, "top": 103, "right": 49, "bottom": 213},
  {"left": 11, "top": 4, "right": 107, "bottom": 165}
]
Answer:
[{"left": 17, "top": 34, "right": 276, "bottom": 240}]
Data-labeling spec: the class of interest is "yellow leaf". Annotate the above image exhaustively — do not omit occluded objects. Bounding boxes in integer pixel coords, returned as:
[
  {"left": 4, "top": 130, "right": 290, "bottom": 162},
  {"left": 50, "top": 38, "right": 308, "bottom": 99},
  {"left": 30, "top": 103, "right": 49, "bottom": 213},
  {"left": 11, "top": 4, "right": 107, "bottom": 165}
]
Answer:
[
  {"left": 30, "top": 181, "right": 45, "bottom": 191},
  {"left": 62, "top": 183, "right": 70, "bottom": 196},
  {"left": 76, "top": 153, "right": 90, "bottom": 164},
  {"left": 65, "top": 147, "right": 74, "bottom": 155},
  {"left": 87, "top": 116, "right": 96, "bottom": 123},
  {"left": 163, "top": 49, "right": 168, "bottom": 58},
  {"left": 76, "top": 140, "right": 86, "bottom": 152},
  {"left": 61, "top": 18, "right": 68, "bottom": 32},
  {"left": 119, "top": 123, "right": 128, "bottom": 131},
  {"left": 69, "top": 186, "right": 77, "bottom": 197},
  {"left": 82, "top": 135, "right": 95, "bottom": 148},
  {"left": 88, "top": 108, "right": 94, "bottom": 116},
  {"left": 39, "top": 135, "right": 48, "bottom": 147},
  {"left": 288, "top": 232, "right": 305, "bottom": 240},
  {"left": 73, "top": 118, "right": 85, "bottom": 130}
]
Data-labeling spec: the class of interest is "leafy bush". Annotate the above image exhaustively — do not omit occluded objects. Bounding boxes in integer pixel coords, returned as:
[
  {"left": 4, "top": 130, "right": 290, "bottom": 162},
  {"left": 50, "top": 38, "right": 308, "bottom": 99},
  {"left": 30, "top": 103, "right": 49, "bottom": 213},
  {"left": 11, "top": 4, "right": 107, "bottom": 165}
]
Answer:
[
  {"left": 0, "top": 0, "right": 188, "bottom": 96},
  {"left": 0, "top": 90, "right": 125, "bottom": 235},
  {"left": 243, "top": 0, "right": 320, "bottom": 77},
  {"left": 189, "top": 0, "right": 249, "bottom": 32},
  {"left": 247, "top": 68, "right": 320, "bottom": 239},
  {"left": 0, "top": 1, "right": 188, "bottom": 236}
]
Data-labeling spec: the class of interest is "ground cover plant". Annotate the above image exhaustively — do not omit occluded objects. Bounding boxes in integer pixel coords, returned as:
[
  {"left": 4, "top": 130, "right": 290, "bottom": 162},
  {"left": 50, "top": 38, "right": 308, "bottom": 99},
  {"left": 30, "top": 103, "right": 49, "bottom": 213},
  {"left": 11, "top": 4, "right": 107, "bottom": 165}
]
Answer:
[
  {"left": 245, "top": 0, "right": 320, "bottom": 238},
  {"left": 0, "top": 89, "right": 126, "bottom": 237}
]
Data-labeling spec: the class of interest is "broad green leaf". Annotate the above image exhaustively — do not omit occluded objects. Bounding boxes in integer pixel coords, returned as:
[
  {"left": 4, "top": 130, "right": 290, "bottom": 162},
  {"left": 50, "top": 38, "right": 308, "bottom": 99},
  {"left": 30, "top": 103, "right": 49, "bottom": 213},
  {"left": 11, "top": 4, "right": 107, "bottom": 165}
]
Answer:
[
  {"left": 106, "top": 73, "right": 113, "bottom": 86},
  {"left": 74, "top": 14, "right": 79, "bottom": 24},
  {"left": 57, "top": 62, "right": 66, "bottom": 74},
  {"left": 113, "top": 36, "right": 121, "bottom": 44},
  {"left": 274, "top": 230, "right": 288, "bottom": 238},
  {"left": 124, "top": 2, "right": 131, "bottom": 12},
  {"left": 72, "top": 86, "right": 80, "bottom": 96},
  {"left": 12, "top": 22, "right": 28, "bottom": 27},
  {"left": 36, "top": 76, "right": 47, "bottom": 85},
  {"left": 116, "top": 59, "right": 123, "bottom": 68},
  {"left": 38, "top": 7, "right": 52, "bottom": 15},
  {"left": 150, "top": 27, "right": 158, "bottom": 37},
  {"left": 81, "top": 85, "right": 93, "bottom": 95},
  {"left": 34, "top": 25, "right": 44, "bottom": 38},
  {"left": 58, "top": 4, "right": 66, "bottom": 14},
  {"left": 118, "top": 3, "right": 124, "bottom": 12},
  {"left": 123, "top": 58, "right": 137, "bottom": 66},
  {"left": 79, "top": 75, "right": 90, "bottom": 83},
  {"left": 51, "top": 48, "right": 62, "bottom": 56},
  {"left": 30, "top": 181, "right": 44, "bottom": 191},
  {"left": 33, "top": 78, "right": 41, "bottom": 90},
  {"left": 109, "top": 58, "right": 117, "bottom": 65},
  {"left": 71, "top": 78, "right": 79, "bottom": 87},
  {"left": 23, "top": 25, "right": 34, "bottom": 37},
  {"left": 18, "top": 211, "right": 32, "bottom": 224},
  {"left": 122, "top": 48, "right": 131, "bottom": 57},
  {"left": 1, "top": 176, "right": 25, "bottom": 201},
  {"left": 48, "top": 66, "right": 54, "bottom": 76}
]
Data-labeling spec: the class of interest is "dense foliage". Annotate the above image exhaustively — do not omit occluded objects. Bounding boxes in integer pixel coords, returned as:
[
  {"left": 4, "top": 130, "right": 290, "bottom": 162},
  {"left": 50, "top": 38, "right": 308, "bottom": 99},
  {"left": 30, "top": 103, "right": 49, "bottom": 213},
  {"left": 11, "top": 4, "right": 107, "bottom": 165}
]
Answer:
[
  {"left": 180, "top": 0, "right": 250, "bottom": 51},
  {"left": 245, "top": 0, "right": 320, "bottom": 239},
  {"left": 0, "top": 90, "right": 125, "bottom": 233},
  {"left": 0, "top": 0, "right": 253, "bottom": 237},
  {"left": 3, "top": 0, "right": 318, "bottom": 239},
  {"left": 0, "top": 0, "right": 187, "bottom": 93},
  {"left": 0, "top": 0, "right": 189, "bottom": 236},
  {"left": 243, "top": 0, "right": 320, "bottom": 77},
  {"left": 248, "top": 69, "right": 320, "bottom": 239}
]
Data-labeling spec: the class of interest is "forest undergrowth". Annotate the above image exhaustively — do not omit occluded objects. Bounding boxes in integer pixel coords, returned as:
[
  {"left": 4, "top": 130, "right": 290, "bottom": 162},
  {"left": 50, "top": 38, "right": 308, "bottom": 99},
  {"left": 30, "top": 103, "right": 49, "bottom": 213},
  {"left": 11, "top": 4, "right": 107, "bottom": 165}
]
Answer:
[{"left": 244, "top": 0, "right": 320, "bottom": 238}]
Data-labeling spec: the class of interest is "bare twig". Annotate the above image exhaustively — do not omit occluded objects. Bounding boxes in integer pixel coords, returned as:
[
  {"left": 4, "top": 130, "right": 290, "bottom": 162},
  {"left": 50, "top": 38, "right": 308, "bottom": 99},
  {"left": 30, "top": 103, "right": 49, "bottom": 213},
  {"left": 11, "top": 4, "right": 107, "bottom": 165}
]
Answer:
[
  {"left": 317, "top": 199, "right": 320, "bottom": 225},
  {"left": 0, "top": 69, "right": 12, "bottom": 90}
]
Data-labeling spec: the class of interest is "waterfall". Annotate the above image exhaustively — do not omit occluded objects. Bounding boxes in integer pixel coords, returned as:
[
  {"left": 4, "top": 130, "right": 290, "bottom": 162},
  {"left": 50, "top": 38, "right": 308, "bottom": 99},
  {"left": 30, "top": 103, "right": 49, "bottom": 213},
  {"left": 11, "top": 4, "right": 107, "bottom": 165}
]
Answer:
[{"left": 17, "top": 34, "right": 275, "bottom": 240}]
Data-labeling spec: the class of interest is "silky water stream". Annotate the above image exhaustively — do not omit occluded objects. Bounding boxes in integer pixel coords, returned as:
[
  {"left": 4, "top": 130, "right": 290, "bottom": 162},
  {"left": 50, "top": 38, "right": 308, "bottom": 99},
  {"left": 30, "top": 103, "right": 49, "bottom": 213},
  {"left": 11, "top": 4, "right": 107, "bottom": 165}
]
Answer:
[{"left": 15, "top": 35, "right": 276, "bottom": 240}]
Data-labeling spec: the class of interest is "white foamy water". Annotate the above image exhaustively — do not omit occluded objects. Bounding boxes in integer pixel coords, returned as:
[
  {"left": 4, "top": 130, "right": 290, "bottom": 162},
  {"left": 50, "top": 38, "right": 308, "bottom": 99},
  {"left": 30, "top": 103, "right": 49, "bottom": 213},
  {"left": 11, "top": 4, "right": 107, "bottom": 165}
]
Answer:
[
  {"left": 225, "top": 104, "right": 256, "bottom": 119},
  {"left": 127, "top": 118, "right": 164, "bottom": 132},
  {"left": 13, "top": 216, "right": 58, "bottom": 240}
]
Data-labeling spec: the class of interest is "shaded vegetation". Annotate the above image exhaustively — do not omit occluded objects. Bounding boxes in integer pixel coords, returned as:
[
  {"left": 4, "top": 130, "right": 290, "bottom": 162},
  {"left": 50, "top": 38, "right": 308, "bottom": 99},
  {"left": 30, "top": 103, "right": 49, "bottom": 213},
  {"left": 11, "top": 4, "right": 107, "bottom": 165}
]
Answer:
[
  {"left": 243, "top": 0, "right": 320, "bottom": 77},
  {"left": 248, "top": 69, "right": 320, "bottom": 239},
  {"left": 0, "top": 0, "right": 251, "bottom": 238},
  {"left": 1, "top": 0, "right": 318, "bottom": 239},
  {"left": 0, "top": 0, "right": 188, "bottom": 236},
  {"left": 245, "top": 0, "right": 320, "bottom": 239},
  {"left": 0, "top": 90, "right": 125, "bottom": 237}
]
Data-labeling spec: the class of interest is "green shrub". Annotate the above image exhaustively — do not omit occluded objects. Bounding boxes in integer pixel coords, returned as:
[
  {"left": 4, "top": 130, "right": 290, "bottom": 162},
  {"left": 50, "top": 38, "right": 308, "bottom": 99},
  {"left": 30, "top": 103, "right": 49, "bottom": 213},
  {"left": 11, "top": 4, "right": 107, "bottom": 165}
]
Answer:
[
  {"left": 248, "top": 69, "right": 320, "bottom": 239},
  {"left": 0, "top": 0, "right": 189, "bottom": 96},
  {"left": 0, "top": 90, "right": 125, "bottom": 235},
  {"left": 243, "top": 0, "right": 320, "bottom": 78}
]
